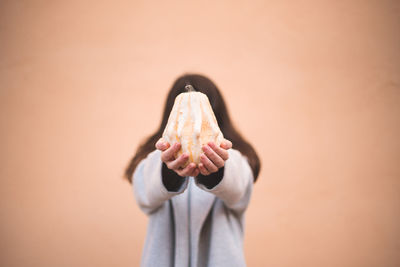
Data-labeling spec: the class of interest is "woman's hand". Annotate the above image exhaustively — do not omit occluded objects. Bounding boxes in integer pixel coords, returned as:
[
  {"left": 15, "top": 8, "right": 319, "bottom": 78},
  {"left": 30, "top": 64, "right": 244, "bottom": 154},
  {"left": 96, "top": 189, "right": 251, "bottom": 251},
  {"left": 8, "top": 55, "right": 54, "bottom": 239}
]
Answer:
[
  {"left": 198, "top": 139, "right": 232, "bottom": 176},
  {"left": 155, "top": 138, "right": 200, "bottom": 177}
]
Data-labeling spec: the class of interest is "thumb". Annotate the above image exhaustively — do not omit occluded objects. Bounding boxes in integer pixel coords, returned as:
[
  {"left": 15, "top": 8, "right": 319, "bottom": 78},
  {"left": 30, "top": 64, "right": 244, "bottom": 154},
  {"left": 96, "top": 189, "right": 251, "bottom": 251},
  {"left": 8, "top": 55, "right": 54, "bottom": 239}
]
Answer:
[
  {"left": 220, "top": 139, "right": 232, "bottom": 149},
  {"left": 155, "top": 138, "right": 170, "bottom": 151}
]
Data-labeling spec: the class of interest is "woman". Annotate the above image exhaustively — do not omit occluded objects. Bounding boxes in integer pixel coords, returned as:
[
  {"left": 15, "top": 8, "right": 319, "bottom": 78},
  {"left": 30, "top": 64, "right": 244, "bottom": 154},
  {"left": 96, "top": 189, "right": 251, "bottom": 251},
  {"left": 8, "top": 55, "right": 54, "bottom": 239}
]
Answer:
[{"left": 124, "top": 73, "right": 261, "bottom": 267}]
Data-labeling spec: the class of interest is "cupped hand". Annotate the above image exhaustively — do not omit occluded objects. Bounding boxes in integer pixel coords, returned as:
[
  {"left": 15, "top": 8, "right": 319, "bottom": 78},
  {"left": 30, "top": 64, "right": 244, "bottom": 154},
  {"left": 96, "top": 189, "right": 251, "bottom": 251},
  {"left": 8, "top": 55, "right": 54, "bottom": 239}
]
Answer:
[
  {"left": 198, "top": 139, "right": 232, "bottom": 176},
  {"left": 155, "top": 138, "right": 200, "bottom": 177}
]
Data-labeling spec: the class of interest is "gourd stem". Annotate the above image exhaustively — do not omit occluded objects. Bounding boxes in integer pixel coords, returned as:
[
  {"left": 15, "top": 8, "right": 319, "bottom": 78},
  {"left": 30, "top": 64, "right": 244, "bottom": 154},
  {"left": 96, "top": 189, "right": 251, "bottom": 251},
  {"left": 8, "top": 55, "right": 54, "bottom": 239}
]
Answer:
[{"left": 185, "top": 84, "right": 195, "bottom": 92}]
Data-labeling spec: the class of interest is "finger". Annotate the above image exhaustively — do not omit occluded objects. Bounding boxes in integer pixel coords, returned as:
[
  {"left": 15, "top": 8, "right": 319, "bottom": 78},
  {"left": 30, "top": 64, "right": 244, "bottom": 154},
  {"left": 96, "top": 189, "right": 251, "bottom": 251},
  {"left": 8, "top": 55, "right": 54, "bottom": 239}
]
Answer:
[
  {"left": 155, "top": 138, "right": 163, "bottom": 150},
  {"left": 200, "top": 153, "right": 218, "bottom": 173},
  {"left": 183, "top": 165, "right": 197, "bottom": 177},
  {"left": 198, "top": 163, "right": 210, "bottom": 176},
  {"left": 167, "top": 153, "right": 189, "bottom": 170},
  {"left": 208, "top": 142, "right": 229, "bottom": 161},
  {"left": 191, "top": 168, "right": 200, "bottom": 177},
  {"left": 202, "top": 145, "right": 225, "bottom": 168},
  {"left": 156, "top": 138, "right": 170, "bottom": 151},
  {"left": 177, "top": 163, "right": 197, "bottom": 177},
  {"left": 161, "top": 142, "right": 181, "bottom": 162},
  {"left": 220, "top": 139, "right": 232, "bottom": 150}
]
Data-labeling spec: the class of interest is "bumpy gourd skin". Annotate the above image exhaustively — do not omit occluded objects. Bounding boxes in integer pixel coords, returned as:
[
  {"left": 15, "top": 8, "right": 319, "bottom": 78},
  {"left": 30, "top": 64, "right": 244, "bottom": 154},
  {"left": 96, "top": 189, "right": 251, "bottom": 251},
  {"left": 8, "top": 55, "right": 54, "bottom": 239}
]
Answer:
[{"left": 162, "top": 91, "right": 224, "bottom": 167}]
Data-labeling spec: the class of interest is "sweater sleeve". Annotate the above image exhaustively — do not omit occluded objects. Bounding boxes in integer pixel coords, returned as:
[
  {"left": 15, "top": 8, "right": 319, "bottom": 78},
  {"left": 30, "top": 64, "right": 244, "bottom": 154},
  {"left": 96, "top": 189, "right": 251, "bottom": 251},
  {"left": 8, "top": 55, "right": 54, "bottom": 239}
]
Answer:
[
  {"left": 132, "top": 149, "right": 189, "bottom": 215},
  {"left": 194, "top": 148, "right": 254, "bottom": 214},
  {"left": 161, "top": 162, "right": 189, "bottom": 191},
  {"left": 195, "top": 166, "right": 224, "bottom": 189}
]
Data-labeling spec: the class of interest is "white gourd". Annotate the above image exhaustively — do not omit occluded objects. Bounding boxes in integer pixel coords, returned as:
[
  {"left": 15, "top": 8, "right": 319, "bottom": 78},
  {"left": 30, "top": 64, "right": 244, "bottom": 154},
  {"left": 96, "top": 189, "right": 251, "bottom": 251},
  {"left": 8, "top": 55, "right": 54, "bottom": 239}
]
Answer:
[{"left": 162, "top": 85, "right": 224, "bottom": 167}]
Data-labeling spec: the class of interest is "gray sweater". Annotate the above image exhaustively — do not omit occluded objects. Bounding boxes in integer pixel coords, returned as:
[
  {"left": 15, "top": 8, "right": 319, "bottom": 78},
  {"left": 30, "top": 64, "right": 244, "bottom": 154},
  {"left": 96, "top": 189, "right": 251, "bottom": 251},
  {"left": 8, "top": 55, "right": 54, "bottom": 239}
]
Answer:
[{"left": 132, "top": 148, "right": 254, "bottom": 267}]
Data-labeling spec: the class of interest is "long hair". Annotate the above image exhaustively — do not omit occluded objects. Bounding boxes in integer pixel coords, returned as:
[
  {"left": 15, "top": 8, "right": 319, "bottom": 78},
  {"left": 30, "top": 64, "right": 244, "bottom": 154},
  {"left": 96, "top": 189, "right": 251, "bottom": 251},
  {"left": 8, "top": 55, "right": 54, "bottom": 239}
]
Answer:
[{"left": 124, "top": 73, "right": 261, "bottom": 183}]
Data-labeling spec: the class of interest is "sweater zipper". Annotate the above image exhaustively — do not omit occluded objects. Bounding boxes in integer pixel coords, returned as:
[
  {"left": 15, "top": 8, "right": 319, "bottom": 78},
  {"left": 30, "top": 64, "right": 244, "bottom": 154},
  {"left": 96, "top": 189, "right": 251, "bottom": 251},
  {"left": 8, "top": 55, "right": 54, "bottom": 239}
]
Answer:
[{"left": 188, "top": 178, "right": 192, "bottom": 267}]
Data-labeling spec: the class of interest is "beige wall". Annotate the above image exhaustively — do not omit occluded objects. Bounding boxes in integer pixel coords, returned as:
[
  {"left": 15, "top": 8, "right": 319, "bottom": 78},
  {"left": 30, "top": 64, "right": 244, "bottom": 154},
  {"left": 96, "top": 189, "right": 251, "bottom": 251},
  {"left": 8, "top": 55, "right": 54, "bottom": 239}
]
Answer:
[{"left": 1, "top": 1, "right": 399, "bottom": 266}]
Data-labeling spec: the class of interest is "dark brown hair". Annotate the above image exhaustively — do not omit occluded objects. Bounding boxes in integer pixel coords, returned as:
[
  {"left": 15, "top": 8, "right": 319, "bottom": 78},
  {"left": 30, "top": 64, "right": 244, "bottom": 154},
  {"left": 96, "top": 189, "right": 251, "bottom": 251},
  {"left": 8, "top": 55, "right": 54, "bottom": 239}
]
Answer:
[{"left": 124, "top": 73, "right": 261, "bottom": 183}]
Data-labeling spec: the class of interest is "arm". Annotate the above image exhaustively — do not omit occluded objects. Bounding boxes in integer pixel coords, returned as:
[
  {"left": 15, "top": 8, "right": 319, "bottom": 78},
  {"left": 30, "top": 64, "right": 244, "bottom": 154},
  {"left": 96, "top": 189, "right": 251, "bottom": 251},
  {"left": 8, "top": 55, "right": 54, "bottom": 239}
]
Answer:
[
  {"left": 195, "top": 149, "right": 254, "bottom": 214},
  {"left": 132, "top": 149, "right": 189, "bottom": 215},
  {"left": 133, "top": 139, "right": 200, "bottom": 215}
]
